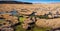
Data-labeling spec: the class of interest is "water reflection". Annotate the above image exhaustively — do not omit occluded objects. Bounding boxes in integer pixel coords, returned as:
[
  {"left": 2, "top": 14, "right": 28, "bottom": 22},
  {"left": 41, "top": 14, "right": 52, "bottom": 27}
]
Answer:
[{"left": 0, "top": 9, "right": 18, "bottom": 16}]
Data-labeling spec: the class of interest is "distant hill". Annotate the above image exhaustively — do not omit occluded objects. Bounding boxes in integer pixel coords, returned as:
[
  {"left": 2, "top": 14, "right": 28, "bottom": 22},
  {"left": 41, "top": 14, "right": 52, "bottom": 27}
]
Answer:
[{"left": 0, "top": 1, "right": 32, "bottom": 4}]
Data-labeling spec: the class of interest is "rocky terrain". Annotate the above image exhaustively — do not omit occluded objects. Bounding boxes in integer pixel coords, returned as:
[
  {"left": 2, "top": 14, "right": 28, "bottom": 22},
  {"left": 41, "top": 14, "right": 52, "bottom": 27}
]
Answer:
[{"left": 0, "top": 4, "right": 60, "bottom": 31}]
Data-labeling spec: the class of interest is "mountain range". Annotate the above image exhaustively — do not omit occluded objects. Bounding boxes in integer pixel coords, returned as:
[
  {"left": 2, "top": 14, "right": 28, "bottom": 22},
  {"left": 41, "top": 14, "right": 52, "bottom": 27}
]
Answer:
[{"left": 0, "top": 1, "right": 32, "bottom": 4}]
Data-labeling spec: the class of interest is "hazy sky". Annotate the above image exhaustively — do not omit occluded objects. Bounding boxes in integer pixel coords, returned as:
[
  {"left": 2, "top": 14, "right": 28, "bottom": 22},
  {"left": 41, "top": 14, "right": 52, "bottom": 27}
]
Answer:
[
  {"left": 15, "top": 0, "right": 60, "bottom": 3},
  {"left": 17, "top": 0, "right": 60, "bottom": 3},
  {"left": 1, "top": 0, "right": 60, "bottom": 3}
]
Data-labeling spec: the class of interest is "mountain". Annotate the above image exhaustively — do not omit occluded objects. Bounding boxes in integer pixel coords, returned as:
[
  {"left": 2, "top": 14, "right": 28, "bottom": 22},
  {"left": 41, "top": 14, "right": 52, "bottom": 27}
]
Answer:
[{"left": 0, "top": 1, "right": 32, "bottom": 4}]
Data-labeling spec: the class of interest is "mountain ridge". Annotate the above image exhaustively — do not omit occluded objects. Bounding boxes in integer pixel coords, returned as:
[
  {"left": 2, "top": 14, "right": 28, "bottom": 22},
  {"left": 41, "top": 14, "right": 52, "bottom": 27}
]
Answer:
[{"left": 0, "top": 1, "right": 32, "bottom": 4}]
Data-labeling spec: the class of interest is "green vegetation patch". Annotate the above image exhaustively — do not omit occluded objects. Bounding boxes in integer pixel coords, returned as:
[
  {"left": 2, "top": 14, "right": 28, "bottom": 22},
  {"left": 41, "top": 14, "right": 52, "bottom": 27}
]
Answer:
[
  {"left": 19, "top": 16, "right": 25, "bottom": 23},
  {"left": 37, "top": 15, "right": 49, "bottom": 19},
  {"left": 0, "top": 20, "right": 5, "bottom": 23},
  {"left": 33, "top": 26, "right": 51, "bottom": 31},
  {"left": 15, "top": 25, "right": 26, "bottom": 31}
]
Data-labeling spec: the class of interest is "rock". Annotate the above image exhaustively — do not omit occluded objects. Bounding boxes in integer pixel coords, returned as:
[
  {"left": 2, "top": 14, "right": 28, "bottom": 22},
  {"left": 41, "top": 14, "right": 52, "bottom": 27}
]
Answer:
[
  {"left": 23, "top": 18, "right": 33, "bottom": 24},
  {"left": 55, "top": 30, "right": 60, "bottom": 31},
  {"left": 48, "top": 15, "right": 53, "bottom": 18},
  {"left": 1, "top": 27, "right": 14, "bottom": 31},
  {"left": 22, "top": 24, "right": 30, "bottom": 29},
  {"left": 35, "top": 18, "right": 60, "bottom": 29}
]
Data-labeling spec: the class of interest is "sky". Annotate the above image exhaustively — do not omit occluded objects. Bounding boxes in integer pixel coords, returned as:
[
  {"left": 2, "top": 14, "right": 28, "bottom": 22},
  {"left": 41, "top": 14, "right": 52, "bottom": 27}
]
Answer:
[
  {"left": 0, "top": 0, "right": 60, "bottom": 3},
  {"left": 14, "top": 0, "right": 60, "bottom": 3}
]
